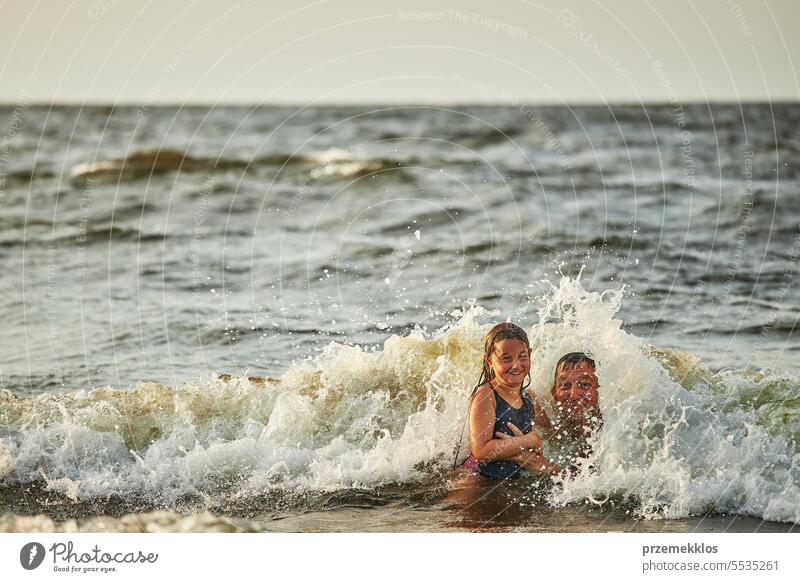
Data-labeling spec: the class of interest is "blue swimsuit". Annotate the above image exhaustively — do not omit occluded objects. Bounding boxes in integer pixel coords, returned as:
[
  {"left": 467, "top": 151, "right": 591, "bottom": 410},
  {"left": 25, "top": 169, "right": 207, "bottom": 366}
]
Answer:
[{"left": 475, "top": 389, "right": 536, "bottom": 480}]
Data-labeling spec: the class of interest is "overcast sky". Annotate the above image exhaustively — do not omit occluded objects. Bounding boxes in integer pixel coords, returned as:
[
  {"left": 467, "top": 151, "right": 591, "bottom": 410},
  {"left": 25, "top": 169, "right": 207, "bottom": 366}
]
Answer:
[{"left": 2, "top": 0, "right": 798, "bottom": 104}]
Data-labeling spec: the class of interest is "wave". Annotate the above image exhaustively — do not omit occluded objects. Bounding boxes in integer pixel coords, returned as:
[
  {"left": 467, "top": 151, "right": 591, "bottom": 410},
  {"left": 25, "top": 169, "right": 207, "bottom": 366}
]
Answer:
[
  {"left": 1, "top": 277, "right": 798, "bottom": 524},
  {"left": 1, "top": 168, "right": 61, "bottom": 183},
  {"left": 7, "top": 225, "right": 169, "bottom": 248},
  {"left": 702, "top": 187, "right": 800, "bottom": 230},
  {"left": 70, "top": 149, "right": 216, "bottom": 180},
  {"left": 69, "top": 148, "right": 401, "bottom": 182}
]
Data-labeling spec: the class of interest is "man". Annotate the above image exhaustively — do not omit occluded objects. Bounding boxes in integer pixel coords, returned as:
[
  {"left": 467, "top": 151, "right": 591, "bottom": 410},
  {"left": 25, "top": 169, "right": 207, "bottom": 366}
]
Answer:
[
  {"left": 438, "top": 352, "right": 600, "bottom": 518},
  {"left": 534, "top": 352, "right": 602, "bottom": 459},
  {"left": 494, "top": 352, "right": 600, "bottom": 474}
]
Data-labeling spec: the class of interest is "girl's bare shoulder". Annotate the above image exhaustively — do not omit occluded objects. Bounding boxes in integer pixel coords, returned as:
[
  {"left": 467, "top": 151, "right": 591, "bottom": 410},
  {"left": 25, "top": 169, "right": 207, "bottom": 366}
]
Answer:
[
  {"left": 470, "top": 383, "right": 496, "bottom": 421},
  {"left": 473, "top": 383, "right": 495, "bottom": 399},
  {"left": 470, "top": 383, "right": 496, "bottom": 409}
]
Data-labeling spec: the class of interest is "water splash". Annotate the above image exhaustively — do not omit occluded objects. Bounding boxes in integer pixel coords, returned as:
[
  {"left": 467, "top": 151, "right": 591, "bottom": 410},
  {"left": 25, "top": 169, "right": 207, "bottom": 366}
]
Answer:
[{"left": 1, "top": 277, "right": 798, "bottom": 524}]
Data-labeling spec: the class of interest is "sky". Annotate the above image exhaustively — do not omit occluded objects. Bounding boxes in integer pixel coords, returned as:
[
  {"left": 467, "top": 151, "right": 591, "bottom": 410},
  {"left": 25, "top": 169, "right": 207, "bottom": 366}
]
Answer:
[{"left": 1, "top": 0, "right": 799, "bottom": 104}]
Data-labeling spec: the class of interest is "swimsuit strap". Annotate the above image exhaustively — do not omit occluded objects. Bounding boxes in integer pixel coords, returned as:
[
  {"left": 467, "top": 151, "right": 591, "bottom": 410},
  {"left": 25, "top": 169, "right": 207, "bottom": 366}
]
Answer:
[
  {"left": 490, "top": 386, "right": 532, "bottom": 411},
  {"left": 522, "top": 390, "right": 534, "bottom": 411}
]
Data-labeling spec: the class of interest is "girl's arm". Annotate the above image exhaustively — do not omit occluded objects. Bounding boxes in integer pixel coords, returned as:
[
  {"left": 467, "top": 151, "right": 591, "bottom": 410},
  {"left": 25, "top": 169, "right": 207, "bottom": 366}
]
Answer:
[
  {"left": 494, "top": 422, "right": 561, "bottom": 474},
  {"left": 468, "top": 385, "right": 541, "bottom": 462}
]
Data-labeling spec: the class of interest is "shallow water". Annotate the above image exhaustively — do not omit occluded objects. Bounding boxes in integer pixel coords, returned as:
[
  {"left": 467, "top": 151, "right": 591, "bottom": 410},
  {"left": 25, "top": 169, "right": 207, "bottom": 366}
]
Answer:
[
  {"left": 1, "top": 103, "right": 798, "bottom": 531},
  {"left": 1, "top": 480, "right": 796, "bottom": 533}
]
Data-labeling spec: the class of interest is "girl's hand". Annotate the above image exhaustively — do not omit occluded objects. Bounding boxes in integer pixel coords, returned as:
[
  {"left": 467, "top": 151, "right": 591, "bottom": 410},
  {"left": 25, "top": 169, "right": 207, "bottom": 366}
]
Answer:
[
  {"left": 511, "top": 449, "right": 564, "bottom": 476},
  {"left": 469, "top": 384, "right": 545, "bottom": 463},
  {"left": 494, "top": 422, "right": 542, "bottom": 450},
  {"left": 530, "top": 391, "right": 553, "bottom": 431}
]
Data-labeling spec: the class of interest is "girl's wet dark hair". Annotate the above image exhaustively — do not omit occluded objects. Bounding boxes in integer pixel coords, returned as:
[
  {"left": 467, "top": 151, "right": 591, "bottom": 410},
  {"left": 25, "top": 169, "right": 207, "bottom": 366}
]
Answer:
[
  {"left": 553, "top": 352, "right": 596, "bottom": 384},
  {"left": 472, "top": 322, "right": 532, "bottom": 395}
]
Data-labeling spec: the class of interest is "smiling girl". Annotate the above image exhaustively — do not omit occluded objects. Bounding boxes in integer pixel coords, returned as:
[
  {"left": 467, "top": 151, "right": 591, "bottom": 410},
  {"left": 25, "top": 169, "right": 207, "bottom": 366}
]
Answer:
[{"left": 463, "top": 322, "right": 562, "bottom": 479}]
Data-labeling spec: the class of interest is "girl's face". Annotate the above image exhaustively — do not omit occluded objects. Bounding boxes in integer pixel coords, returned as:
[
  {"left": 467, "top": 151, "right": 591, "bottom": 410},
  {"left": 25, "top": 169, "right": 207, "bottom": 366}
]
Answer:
[{"left": 485, "top": 338, "right": 531, "bottom": 390}]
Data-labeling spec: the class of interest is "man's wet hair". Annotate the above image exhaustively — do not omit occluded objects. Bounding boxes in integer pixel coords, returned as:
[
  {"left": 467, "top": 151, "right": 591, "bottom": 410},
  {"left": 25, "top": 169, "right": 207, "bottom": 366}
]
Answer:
[{"left": 554, "top": 352, "right": 596, "bottom": 382}]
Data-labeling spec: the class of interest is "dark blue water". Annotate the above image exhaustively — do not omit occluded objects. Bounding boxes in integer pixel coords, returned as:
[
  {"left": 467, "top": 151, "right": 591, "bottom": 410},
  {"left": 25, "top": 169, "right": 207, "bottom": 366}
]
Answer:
[{"left": 2, "top": 103, "right": 797, "bottom": 393}]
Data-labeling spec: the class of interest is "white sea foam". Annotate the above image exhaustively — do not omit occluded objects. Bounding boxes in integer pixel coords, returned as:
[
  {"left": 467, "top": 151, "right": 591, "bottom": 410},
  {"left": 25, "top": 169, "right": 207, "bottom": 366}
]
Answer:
[
  {"left": 0, "top": 510, "right": 265, "bottom": 533},
  {"left": 1, "top": 277, "right": 798, "bottom": 523},
  {"left": 524, "top": 279, "right": 800, "bottom": 523}
]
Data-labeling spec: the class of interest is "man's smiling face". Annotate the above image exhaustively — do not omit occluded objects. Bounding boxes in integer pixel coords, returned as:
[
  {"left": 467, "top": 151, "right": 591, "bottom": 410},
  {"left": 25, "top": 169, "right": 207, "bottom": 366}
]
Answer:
[{"left": 551, "top": 360, "right": 599, "bottom": 419}]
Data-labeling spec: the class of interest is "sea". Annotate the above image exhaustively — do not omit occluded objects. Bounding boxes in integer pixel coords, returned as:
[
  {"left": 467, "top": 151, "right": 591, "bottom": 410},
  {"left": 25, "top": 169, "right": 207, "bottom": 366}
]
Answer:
[{"left": 0, "top": 103, "right": 798, "bottom": 532}]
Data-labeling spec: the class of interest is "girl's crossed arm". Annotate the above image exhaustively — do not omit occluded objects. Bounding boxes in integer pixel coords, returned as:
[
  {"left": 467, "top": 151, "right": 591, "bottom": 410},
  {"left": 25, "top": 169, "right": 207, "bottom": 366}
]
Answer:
[
  {"left": 497, "top": 423, "right": 564, "bottom": 476},
  {"left": 468, "top": 385, "right": 541, "bottom": 462}
]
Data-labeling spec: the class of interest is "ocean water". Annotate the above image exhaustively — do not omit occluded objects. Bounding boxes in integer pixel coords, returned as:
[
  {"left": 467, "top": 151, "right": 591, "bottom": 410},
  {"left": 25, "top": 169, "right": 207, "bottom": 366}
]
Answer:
[{"left": 0, "top": 103, "right": 798, "bottom": 532}]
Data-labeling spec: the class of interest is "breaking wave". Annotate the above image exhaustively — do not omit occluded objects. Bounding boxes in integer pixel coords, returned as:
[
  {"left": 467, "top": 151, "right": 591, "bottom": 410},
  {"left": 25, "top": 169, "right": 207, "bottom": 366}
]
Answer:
[{"left": 1, "top": 277, "right": 798, "bottom": 524}]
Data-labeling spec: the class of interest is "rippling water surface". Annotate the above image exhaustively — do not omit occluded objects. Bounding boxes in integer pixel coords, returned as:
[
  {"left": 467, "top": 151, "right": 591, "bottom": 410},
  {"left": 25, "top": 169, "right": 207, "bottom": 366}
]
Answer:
[{"left": 0, "top": 104, "right": 798, "bottom": 531}]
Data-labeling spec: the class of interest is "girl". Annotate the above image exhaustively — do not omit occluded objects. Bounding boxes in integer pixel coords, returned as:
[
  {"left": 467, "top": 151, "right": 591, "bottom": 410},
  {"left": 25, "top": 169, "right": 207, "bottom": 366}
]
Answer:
[{"left": 464, "top": 322, "right": 562, "bottom": 479}]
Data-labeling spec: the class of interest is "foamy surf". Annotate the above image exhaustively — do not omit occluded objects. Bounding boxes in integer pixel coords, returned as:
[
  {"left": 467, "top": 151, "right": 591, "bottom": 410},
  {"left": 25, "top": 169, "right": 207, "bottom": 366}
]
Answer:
[
  {"left": 0, "top": 510, "right": 266, "bottom": 533},
  {"left": 1, "top": 277, "right": 798, "bottom": 525}
]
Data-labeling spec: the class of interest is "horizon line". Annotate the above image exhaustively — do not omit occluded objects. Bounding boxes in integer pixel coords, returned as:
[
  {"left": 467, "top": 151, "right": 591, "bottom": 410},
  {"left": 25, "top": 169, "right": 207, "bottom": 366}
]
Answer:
[{"left": 1, "top": 97, "right": 798, "bottom": 108}]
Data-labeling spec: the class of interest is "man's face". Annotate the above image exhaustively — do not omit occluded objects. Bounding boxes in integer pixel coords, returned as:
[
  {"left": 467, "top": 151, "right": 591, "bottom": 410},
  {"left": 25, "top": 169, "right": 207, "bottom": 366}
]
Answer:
[{"left": 551, "top": 361, "right": 599, "bottom": 419}]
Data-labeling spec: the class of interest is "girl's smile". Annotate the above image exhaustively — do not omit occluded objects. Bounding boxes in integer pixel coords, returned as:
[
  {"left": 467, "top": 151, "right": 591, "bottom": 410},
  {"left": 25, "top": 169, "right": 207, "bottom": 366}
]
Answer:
[{"left": 485, "top": 338, "right": 531, "bottom": 390}]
